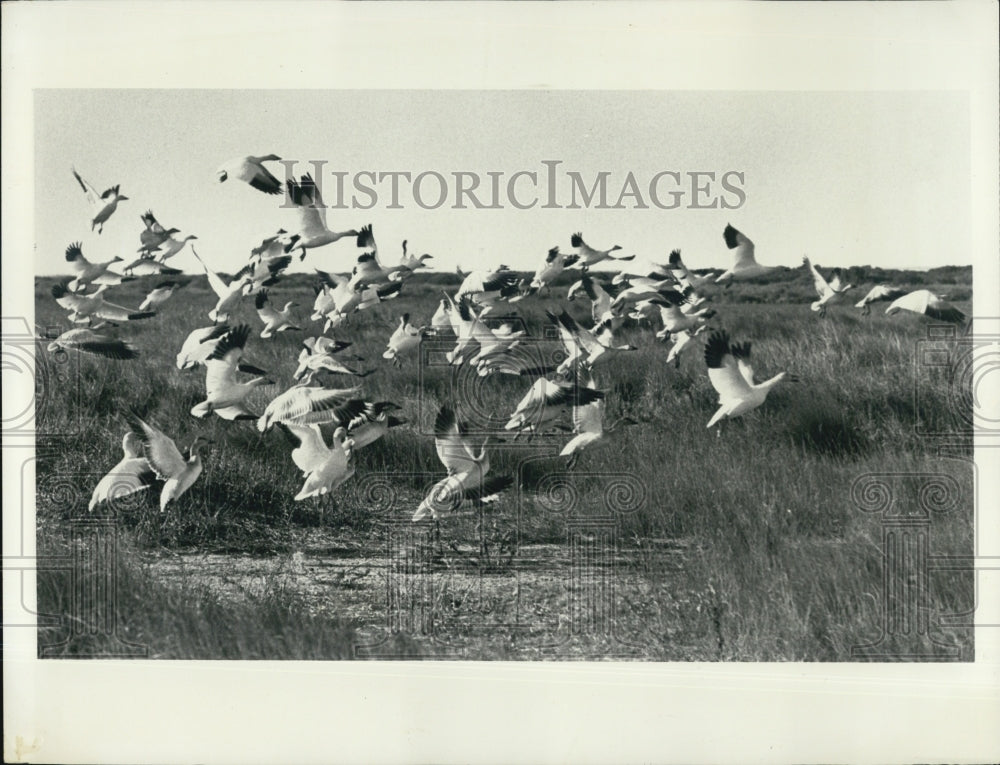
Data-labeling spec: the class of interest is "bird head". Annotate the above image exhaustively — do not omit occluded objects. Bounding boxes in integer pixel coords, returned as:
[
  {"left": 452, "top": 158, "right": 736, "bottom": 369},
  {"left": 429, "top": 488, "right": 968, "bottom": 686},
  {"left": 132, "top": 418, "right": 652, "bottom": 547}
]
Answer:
[
  {"left": 217, "top": 170, "right": 228, "bottom": 183},
  {"left": 112, "top": 256, "right": 124, "bottom": 263},
  {"left": 611, "top": 245, "right": 622, "bottom": 252}
]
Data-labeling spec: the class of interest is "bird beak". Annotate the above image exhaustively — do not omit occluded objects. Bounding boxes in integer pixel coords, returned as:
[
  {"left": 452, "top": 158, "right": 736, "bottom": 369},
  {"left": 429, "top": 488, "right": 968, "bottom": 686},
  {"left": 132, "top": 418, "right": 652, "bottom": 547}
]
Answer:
[{"left": 120, "top": 196, "right": 130, "bottom": 201}]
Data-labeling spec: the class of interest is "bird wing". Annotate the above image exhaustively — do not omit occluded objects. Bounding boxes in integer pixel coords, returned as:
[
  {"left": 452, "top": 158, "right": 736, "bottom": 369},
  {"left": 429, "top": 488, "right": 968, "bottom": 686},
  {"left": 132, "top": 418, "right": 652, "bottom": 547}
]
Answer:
[
  {"left": 287, "top": 174, "right": 328, "bottom": 233},
  {"left": 572, "top": 396, "right": 605, "bottom": 435},
  {"left": 71, "top": 168, "right": 99, "bottom": 206},
  {"left": 93, "top": 300, "right": 154, "bottom": 323},
  {"left": 192, "top": 249, "right": 229, "bottom": 298},
  {"left": 704, "top": 331, "right": 753, "bottom": 402},
  {"left": 248, "top": 157, "right": 283, "bottom": 195},
  {"left": 803, "top": 256, "right": 831, "bottom": 297},
  {"left": 58, "top": 330, "right": 138, "bottom": 360},
  {"left": 129, "top": 416, "right": 187, "bottom": 480},
  {"left": 284, "top": 423, "right": 330, "bottom": 473},
  {"left": 926, "top": 295, "right": 966, "bottom": 323},
  {"left": 51, "top": 282, "right": 91, "bottom": 313},
  {"left": 255, "top": 291, "right": 282, "bottom": 324},
  {"left": 723, "top": 224, "right": 757, "bottom": 267},
  {"left": 64, "top": 242, "right": 94, "bottom": 276},
  {"left": 204, "top": 357, "right": 239, "bottom": 395},
  {"left": 206, "top": 324, "right": 251, "bottom": 368},
  {"left": 730, "top": 341, "right": 755, "bottom": 386},
  {"left": 434, "top": 405, "right": 480, "bottom": 473}
]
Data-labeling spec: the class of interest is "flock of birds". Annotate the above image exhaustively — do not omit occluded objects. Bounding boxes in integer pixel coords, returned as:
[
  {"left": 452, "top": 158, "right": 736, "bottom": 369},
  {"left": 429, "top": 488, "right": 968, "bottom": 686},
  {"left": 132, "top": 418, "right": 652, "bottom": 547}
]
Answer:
[{"left": 47, "top": 155, "right": 969, "bottom": 524}]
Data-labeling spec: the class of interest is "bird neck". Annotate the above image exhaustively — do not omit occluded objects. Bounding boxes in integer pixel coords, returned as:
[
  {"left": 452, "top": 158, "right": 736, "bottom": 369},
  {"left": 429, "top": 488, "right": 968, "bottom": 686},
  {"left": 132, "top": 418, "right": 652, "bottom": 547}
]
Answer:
[{"left": 756, "top": 373, "right": 786, "bottom": 391}]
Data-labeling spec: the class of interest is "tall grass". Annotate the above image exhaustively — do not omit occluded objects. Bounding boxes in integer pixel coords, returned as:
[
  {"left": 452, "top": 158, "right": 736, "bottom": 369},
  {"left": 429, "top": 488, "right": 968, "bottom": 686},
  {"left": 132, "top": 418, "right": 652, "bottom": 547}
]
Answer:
[{"left": 33, "top": 266, "right": 974, "bottom": 660}]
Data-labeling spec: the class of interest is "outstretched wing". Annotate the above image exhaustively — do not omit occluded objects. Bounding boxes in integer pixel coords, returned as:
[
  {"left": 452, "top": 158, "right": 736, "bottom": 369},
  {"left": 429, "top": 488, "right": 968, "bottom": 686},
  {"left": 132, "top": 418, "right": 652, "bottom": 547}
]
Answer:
[
  {"left": 128, "top": 415, "right": 187, "bottom": 480},
  {"left": 433, "top": 405, "right": 480, "bottom": 474},
  {"left": 803, "top": 256, "right": 830, "bottom": 297},
  {"left": 71, "top": 167, "right": 99, "bottom": 205},
  {"left": 287, "top": 174, "right": 328, "bottom": 234},
  {"left": 704, "top": 330, "right": 753, "bottom": 402},
  {"left": 723, "top": 224, "right": 756, "bottom": 267}
]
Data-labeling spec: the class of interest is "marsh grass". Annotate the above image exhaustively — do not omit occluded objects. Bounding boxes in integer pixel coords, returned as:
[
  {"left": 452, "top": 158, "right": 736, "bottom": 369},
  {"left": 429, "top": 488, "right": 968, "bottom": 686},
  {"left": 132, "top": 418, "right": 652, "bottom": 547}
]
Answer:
[{"left": 33, "top": 265, "right": 974, "bottom": 659}]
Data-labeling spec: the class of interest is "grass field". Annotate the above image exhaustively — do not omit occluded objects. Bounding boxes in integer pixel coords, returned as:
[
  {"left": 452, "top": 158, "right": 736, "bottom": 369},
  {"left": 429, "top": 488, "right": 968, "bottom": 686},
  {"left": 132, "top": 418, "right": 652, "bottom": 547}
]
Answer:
[{"left": 32, "top": 263, "right": 975, "bottom": 660}]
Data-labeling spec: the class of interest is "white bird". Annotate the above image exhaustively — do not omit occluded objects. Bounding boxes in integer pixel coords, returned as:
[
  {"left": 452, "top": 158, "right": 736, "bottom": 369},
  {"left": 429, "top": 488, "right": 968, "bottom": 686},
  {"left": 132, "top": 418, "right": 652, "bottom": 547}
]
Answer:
[
  {"left": 120, "top": 257, "right": 183, "bottom": 278},
  {"left": 176, "top": 324, "right": 234, "bottom": 370},
  {"left": 504, "top": 374, "right": 605, "bottom": 439},
  {"left": 237, "top": 255, "right": 292, "bottom": 296},
  {"left": 311, "top": 281, "right": 338, "bottom": 322},
  {"left": 412, "top": 405, "right": 511, "bottom": 522},
  {"left": 217, "top": 153, "right": 284, "bottom": 195},
  {"left": 314, "top": 268, "right": 402, "bottom": 326},
  {"left": 192, "top": 247, "right": 253, "bottom": 323},
  {"left": 284, "top": 174, "right": 359, "bottom": 259},
  {"left": 559, "top": 373, "right": 637, "bottom": 469},
  {"left": 127, "top": 414, "right": 211, "bottom": 512},
  {"left": 455, "top": 267, "right": 521, "bottom": 308},
  {"left": 139, "top": 281, "right": 181, "bottom": 312},
  {"left": 469, "top": 320, "right": 526, "bottom": 370},
  {"left": 804, "top": 256, "right": 854, "bottom": 316},
  {"left": 72, "top": 167, "right": 128, "bottom": 234},
  {"left": 88, "top": 432, "right": 156, "bottom": 512},
  {"left": 653, "top": 289, "right": 713, "bottom": 340},
  {"left": 570, "top": 232, "right": 635, "bottom": 269},
  {"left": 885, "top": 290, "right": 966, "bottom": 324},
  {"left": 567, "top": 272, "right": 624, "bottom": 330},
  {"left": 51, "top": 282, "right": 155, "bottom": 325},
  {"left": 281, "top": 423, "right": 356, "bottom": 502},
  {"left": 430, "top": 297, "right": 458, "bottom": 336},
  {"left": 716, "top": 224, "right": 780, "bottom": 284},
  {"left": 704, "top": 330, "right": 794, "bottom": 429},
  {"left": 349, "top": 225, "right": 408, "bottom": 287},
  {"left": 254, "top": 289, "right": 300, "bottom": 339},
  {"left": 321, "top": 399, "right": 407, "bottom": 450},
  {"left": 46, "top": 328, "right": 138, "bottom": 360},
  {"left": 63, "top": 242, "right": 129, "bottom": 293},
  {"left": 250, "top": 230, "right": 290, "bottom": 263},
  {"left": 153, "top": 233, "right": 198, "bottom": 262},
  {"left": 528, "top": 247, "right": 580, "bottom": 296},
  {"left": 396, "top": 240, "right": 434, "bottom": 275},
  {"left": 383, "top": 313, "right": 425, "bottom": 366},
  {"left": 855, "top": 284, "right": 908, "bottom": 315},
  {"left": 137, "top": 210, "right": 181, "bottom": 257},
  {"left": 664, "top": 325, "right": 708, "bottom": 367},
  {"left": 610, "top": 278, "right": 675, "bottom": 312},
  {"left": 293, "top": 337, "right": 370, "bottom": 383},
  {"left": 548, "top": 309, "right": 637, "bottom": 371},
  {"left": 257, "top": 383, "right": 363, "bottom": 432},
  {"left": 667, "top": 249, "right": 715, "bottom": 290},
  {"left": 445, "top": 294, "right": 496, "bottom": 365},
  {"left": 191, "top": 325, "right": 273, "bottom": 420}
]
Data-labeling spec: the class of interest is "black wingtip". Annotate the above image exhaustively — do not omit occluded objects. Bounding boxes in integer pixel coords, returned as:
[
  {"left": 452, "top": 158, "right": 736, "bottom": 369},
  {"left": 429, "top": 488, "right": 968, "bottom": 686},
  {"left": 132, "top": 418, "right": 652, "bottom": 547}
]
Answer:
[
  {"left": 704, "top": 330, "right": 731, "bottom": 369},
  {"left": 723, "top": 224, "right": 740, "bottom": 249},
  {"left": 570, "top": 232, "right": 584, "bottom": 248}
]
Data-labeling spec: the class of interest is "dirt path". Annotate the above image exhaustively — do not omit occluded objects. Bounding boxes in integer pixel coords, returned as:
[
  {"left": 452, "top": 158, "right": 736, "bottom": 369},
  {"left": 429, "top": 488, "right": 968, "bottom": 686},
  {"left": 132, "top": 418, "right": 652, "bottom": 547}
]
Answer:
[{"left": 145, "top": 528, "right": 711, "bottom": 660}]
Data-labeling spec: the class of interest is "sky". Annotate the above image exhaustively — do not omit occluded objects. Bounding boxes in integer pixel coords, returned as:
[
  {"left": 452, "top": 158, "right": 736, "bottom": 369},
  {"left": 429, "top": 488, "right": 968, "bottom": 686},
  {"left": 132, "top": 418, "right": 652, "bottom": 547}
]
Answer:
[{"left": 35, "top": 89, "right": 972, "bottom": 277}]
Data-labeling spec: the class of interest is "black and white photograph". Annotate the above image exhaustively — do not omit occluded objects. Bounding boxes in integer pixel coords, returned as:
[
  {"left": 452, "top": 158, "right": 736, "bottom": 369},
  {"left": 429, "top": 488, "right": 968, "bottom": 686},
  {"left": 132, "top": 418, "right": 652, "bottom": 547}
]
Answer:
[{"left": 4, "top": 2, "right": 999, "bottom": 763}]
